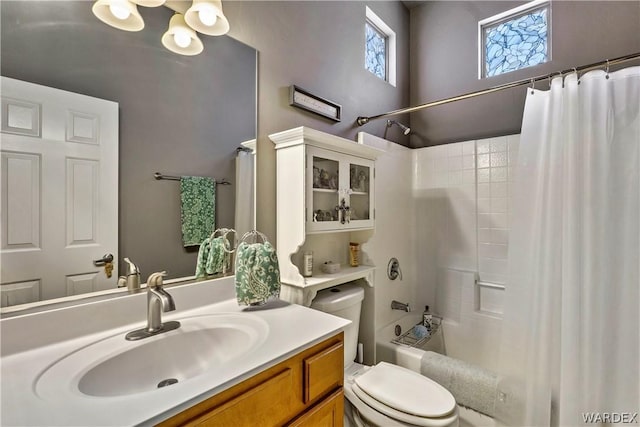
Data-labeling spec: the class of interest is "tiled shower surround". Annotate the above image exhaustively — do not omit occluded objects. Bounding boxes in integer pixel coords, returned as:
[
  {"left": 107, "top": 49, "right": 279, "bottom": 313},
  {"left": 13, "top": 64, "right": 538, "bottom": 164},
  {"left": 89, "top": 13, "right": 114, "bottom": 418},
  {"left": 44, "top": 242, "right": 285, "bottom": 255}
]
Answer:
[{"left": 413, "top": 134, "right": 520, "bottom": 316}]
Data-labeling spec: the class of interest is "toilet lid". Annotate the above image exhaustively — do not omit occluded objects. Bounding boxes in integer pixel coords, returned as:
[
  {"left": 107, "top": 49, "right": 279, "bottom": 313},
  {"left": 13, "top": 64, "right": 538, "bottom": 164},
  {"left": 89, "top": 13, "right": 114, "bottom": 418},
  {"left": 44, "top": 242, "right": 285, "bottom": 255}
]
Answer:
[
  {"left": 354, "top": 362, "right": 456, "bottom": 418},
  {"left": 351, "top": 383, "right": 459, "bottom": 427}
]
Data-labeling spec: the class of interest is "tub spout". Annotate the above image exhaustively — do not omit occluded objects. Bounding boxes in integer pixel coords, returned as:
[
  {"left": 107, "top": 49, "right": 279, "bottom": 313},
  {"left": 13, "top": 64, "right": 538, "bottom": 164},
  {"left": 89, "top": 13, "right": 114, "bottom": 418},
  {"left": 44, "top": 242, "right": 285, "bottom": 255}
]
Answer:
[{"left": 391, "top": 300, "right": 411, "bottom": 312}]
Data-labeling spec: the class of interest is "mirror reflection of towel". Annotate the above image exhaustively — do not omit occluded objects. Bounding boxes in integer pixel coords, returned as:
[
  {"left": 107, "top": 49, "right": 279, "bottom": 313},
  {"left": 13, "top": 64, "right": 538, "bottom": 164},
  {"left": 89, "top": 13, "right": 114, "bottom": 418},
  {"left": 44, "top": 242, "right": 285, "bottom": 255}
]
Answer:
[
  {"left": 195, "top": 237, "right": 226, "bottom": 279},
  {"left": 180, "top": 176, "right": 215, "bottom": 247},
  {"left": 234, "top": 241, "right": 280, "bottom": 305}
]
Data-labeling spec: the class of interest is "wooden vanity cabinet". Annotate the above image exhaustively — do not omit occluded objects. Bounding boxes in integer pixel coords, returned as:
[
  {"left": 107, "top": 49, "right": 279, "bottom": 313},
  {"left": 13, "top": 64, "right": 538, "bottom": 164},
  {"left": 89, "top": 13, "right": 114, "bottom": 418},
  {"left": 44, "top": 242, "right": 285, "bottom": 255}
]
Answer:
[{"left": 158, "top": 332, "right": 344, "bottom": 427}]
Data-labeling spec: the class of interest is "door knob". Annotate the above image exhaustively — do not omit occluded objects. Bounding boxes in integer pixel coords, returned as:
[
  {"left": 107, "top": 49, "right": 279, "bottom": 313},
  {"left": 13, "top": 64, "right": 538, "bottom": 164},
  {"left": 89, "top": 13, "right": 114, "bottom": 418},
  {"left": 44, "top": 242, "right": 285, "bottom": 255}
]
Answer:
[{"left": 93, "top": 253, "right": 114, "bottom": 266}]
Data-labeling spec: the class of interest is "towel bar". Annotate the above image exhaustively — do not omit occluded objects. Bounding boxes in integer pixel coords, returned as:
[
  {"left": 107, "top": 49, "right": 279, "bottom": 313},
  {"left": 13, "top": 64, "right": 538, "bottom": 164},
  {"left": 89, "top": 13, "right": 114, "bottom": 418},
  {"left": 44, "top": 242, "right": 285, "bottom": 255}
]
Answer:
[{"left": 154, "top": 172, "right": 231, "bottom": 185}]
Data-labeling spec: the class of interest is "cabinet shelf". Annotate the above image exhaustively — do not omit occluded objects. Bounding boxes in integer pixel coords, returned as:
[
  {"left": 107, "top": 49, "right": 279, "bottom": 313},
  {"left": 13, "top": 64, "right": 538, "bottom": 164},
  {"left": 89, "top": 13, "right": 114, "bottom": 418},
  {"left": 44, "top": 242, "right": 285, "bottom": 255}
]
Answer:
[
  {"left": 279, "top": 265, "right": 376, "bottom": 306},
  {"left": 301, "top": 265, "right": 375, "bottom": 289},
  {"left": 313, "top": 188, "right": 338, "bottom": 193},
  {"left": 350, "top": 191, "right": 368, "bottom": 196}
]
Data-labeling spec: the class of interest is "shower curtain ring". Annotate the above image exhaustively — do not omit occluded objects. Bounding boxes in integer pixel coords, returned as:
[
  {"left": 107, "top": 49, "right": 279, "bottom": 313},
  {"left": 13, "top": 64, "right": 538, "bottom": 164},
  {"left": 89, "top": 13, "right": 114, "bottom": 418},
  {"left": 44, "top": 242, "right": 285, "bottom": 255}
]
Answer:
[
  {"left": 573, "top": 67, "right": 580, "bottom": 85},
  {"left": 549, "top": 72, "right": 563, "bottom": 88},
  {"left": 605, "top": 59, "right": 610, "bottom": 79},
  {"left": 530, "top": 78, "right": 535, "bottom": 94}
]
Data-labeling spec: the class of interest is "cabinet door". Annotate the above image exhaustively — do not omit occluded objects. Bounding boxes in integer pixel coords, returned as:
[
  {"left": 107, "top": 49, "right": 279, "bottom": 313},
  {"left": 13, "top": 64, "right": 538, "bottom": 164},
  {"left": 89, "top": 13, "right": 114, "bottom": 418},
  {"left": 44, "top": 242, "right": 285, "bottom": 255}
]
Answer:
[
  {"left": 187, "top": 368, "right": 296, "bottom": 426},
  {"left": 345, "top": 157, "right": 374, "bottom": 230},
  {"left": 288, "top": 389, "right": 344, "bottom": 427},
  {"left": 307, "top": 147, "right": 342, "bottom": 232},
  {"left": 306, "top": 146, "right": 374, "bottom": 233}
]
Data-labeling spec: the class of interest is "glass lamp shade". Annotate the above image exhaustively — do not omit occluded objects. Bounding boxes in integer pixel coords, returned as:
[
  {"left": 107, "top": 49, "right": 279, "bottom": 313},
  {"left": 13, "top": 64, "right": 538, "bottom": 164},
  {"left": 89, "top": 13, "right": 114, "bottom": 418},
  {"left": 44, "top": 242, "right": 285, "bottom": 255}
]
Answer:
[
  {"left": 130, "top": 0, "right": 166, "bottom": 6},
  {"left": 184, "top": 0, "right": 230, "bottom": 36},
  {"left": 92, "top": 0, "right": 144, "bottom": 32},
  {"left": 161, "top": 14, "right": 204, "bottom": 56}
]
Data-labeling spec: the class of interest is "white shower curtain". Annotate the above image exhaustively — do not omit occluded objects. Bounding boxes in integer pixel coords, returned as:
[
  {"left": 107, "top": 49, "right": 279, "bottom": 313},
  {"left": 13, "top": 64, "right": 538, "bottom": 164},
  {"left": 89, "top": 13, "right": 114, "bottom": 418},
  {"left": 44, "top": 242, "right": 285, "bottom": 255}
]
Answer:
[
  {"left": 497, "top": 67, "right": 640, "bottom": 426},
  {"left": 235, "top": 149, "right": 256, "bottom": 238}
]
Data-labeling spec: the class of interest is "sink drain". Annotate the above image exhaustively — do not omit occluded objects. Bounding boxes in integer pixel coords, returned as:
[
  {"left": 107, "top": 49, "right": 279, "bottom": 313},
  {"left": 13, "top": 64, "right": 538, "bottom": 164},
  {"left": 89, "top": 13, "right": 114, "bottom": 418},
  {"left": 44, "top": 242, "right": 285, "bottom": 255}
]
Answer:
[{"left": 157, "top": 378, "right": 178, "bottom": 388}]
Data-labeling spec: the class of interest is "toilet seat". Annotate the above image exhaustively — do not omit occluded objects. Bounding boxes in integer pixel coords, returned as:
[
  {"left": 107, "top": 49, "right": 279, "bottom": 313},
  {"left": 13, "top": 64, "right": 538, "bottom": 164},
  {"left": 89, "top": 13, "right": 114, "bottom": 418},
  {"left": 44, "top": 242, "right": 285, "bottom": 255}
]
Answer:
[
  {"left": 351, "top": 383, "right": 458, "bottom": 427},
  {"left": 345, "top": 362, "right": 458, "bottom": 427}
]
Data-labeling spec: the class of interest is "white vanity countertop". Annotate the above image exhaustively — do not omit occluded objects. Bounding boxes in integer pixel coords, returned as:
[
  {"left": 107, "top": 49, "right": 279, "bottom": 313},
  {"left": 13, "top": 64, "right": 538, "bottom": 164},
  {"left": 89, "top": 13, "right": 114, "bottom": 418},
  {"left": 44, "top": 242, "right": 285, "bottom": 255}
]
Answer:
[{"left": 0, "top": 280, "right": 350, "bottom": 426}]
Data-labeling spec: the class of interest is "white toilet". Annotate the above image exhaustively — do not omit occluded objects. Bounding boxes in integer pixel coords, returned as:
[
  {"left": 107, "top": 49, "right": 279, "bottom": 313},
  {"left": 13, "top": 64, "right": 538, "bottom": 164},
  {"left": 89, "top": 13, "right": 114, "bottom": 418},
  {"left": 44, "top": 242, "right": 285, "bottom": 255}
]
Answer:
[{"left": 311, "top": 284, "right": 459, "bottom": 427}]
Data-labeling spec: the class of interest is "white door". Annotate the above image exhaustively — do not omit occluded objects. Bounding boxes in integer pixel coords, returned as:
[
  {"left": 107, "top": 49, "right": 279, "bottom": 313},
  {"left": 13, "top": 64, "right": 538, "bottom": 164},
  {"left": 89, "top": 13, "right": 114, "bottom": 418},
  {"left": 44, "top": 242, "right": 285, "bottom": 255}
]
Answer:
[{"left": 1, "top": 77, "right": 118, "bottom": 307}]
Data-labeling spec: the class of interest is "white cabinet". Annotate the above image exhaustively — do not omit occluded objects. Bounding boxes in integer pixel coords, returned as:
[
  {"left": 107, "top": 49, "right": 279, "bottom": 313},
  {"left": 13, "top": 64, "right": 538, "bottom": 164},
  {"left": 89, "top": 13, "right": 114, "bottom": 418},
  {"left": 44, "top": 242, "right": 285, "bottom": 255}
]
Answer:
[
  {"left": 307, "top": 146, "right": 374, "bottom": 233},
  {"left": 270, "top": 127, "right": 383, "bottom": 306}
]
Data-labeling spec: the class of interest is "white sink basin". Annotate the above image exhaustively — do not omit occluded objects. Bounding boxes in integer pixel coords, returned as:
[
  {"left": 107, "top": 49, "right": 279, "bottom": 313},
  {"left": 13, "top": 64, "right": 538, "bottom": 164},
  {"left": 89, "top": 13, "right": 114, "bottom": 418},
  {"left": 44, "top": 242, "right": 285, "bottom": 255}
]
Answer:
[{"left": 36, "top": 313, "right": 269, "bottom": 398}]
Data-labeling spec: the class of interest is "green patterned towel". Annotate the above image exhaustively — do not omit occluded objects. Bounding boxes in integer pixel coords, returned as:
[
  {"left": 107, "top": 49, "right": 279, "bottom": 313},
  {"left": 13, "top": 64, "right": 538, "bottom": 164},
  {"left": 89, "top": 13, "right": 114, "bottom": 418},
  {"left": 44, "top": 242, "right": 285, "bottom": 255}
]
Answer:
[
  {"left": 195, "top": 237, "right": 212, "bottom": 279},
  {"left": 234, "top": 241, "right": 281, "bottom": 305},
  {"left": 180, "top": 176, "right": 215, "bottom": 247},
  {"left": 195, "top": 237, "right": 227, "bottom": 279}
]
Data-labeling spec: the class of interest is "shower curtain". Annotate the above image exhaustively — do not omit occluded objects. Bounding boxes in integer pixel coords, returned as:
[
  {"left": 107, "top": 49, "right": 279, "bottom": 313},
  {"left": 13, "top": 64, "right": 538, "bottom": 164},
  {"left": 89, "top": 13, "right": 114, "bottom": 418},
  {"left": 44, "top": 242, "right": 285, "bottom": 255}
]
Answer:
[
  {"left": 496, "top": 67, "right": 639, "bottom": 426},
  {"left": 235, "top": 149, "right": 256, "bottom": 238}
]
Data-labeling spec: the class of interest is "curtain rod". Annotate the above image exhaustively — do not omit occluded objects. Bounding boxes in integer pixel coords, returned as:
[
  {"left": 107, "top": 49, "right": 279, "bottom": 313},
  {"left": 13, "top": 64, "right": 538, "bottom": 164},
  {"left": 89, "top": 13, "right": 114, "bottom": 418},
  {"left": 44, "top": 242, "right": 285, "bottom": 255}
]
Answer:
[{"left": 356, "top": 52, "right": 640, "bottom": 126}]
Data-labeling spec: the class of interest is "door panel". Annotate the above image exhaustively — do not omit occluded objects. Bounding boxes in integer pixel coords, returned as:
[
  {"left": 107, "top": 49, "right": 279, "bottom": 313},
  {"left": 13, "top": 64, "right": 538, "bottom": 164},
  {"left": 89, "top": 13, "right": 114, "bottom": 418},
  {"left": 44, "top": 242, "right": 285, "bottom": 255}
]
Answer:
[{"left": 0, "top": 77, "right": 118, "bottom": 306}]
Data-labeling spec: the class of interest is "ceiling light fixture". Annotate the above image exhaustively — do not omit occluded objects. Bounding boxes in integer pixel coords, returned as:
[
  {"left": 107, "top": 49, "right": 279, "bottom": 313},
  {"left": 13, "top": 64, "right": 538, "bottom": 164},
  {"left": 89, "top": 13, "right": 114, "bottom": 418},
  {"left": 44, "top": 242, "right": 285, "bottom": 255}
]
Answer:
[
  {"left": 184, "top": 0, "right": 229, "bottom": 36},
  {"left": 92, "top": 0, "right": 144, "bottom": 31},
  {"left": 130, "top": 0, "right": 166, "bottom": 6},
  {"left": 161, "top": 13, "right": 204, "bottom": 56},
  {"left": 92, "top": 0, "right": 228, "bottom": 55}
]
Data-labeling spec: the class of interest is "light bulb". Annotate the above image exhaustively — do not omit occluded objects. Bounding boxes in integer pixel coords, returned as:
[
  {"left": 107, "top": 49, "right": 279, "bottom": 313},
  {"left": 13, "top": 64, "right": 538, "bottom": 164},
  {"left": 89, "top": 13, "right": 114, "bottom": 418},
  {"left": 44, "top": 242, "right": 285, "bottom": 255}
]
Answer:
[
  {"left": 198, "top": 6, "right": 217, "bottom": 27},
  {"left": 173, "top": 29, "right": 192, "bottom": 48},
  {"left": 109, "top": 2, "right": 131, "bottom": 20}
]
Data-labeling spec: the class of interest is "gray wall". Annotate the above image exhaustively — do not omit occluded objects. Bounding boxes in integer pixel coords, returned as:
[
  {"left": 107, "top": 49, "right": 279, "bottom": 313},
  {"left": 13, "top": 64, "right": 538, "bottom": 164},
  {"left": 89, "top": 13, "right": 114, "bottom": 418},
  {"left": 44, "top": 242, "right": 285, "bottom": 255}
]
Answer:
[
  {"left": 224, "top": 1, "right": 411, "bottom": 242},
  {"left": 1, "top": 1, "right": 256, "bottom": 279},
  {"left": 409, "top": 1, "right": 640, "bottom": 147}
]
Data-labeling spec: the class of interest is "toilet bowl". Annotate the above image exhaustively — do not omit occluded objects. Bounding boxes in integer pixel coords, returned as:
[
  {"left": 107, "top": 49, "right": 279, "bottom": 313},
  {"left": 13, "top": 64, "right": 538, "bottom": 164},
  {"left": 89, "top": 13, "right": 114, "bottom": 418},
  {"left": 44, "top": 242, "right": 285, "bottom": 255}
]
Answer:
[{"left": 311, "top": 284, "right": 459, "bottom": 427}]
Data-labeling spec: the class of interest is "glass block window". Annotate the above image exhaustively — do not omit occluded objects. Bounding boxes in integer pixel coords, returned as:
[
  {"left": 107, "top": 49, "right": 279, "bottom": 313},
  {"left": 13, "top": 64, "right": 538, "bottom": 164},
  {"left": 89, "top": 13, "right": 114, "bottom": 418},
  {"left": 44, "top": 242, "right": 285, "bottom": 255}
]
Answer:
[
  {"left": 364, "top": 7, "right": 396, "bottom": 86},
  {"left": 480, "top": 0, "right": 550, "bottom": 78},
  {"left": 365, "top": 21, "right": 387, "bottom": 80}
]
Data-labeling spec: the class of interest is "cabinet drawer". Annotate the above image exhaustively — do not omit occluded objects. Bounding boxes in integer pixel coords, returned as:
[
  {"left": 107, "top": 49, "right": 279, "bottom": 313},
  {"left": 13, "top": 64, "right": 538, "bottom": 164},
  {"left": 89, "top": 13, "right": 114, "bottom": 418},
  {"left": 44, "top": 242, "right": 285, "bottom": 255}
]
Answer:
[
  {"left": 303, "top": 341, "right": 344, "bottom": 403},
  {"left": 189, "top": 368, "right": 296, "bottom": 426}
]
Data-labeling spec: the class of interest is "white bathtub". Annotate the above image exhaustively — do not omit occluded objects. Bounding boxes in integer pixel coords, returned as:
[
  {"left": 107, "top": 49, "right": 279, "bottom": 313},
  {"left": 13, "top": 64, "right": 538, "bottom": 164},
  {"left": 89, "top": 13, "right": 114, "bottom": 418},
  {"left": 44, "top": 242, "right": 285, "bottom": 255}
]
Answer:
[{"left": 376, "top": 313, "right": 498, "bottom": 427}]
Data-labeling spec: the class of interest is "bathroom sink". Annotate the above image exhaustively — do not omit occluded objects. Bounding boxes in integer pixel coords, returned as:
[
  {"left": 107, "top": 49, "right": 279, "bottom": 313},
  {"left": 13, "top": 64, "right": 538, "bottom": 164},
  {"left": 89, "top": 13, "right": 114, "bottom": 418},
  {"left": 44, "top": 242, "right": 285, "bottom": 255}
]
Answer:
[{"left": 36, "top": 313, "right": 269, "bottom": 398}]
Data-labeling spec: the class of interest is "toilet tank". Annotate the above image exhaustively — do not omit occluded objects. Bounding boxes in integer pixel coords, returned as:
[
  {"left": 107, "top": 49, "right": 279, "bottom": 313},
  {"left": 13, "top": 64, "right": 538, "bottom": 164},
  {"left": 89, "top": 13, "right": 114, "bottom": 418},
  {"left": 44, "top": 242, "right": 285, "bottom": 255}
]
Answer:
[{"left": 311, "top": 283, "right": 364, "bottom": 368}]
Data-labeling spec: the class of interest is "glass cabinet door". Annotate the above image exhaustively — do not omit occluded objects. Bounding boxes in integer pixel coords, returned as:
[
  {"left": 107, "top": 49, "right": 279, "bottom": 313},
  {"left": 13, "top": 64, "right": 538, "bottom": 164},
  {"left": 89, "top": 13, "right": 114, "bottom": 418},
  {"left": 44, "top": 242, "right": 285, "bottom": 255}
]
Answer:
[
  {"left": 348, "top": 162, "right": 371, "bottom": 222},
  {"left": 307, "top": 146, "right": 374, "bottom": 232},
  {"left": 310, "top": 153, "right": 340, "bottom": 225}
]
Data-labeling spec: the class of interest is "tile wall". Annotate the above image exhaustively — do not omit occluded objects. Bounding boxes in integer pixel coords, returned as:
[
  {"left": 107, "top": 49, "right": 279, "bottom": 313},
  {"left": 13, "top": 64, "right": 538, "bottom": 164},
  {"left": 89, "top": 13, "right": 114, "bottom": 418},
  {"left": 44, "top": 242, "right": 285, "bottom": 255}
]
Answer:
[
  {"left": 412, "top": 134, "right": 520, "bottom": 371},
  {"left": 414, "top": 134, "right": 519, "bottom": 290},
  {"left": 476, "top": 135, "right": 519, "bottom": 285}
]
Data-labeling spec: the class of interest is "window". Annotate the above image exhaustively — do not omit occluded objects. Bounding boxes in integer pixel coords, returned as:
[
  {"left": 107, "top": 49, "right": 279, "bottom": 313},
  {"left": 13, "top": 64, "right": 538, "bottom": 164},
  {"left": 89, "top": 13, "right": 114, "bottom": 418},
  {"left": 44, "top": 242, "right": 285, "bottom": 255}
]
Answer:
[
  {"left": 479, "top": 0, "right": 550, "bottom": 78},
  {"left": 365, "top": 7, "right": 396, "bottom": 86},
  {"left": 365, "top": 22, "right": 387, "bottom": 80}
]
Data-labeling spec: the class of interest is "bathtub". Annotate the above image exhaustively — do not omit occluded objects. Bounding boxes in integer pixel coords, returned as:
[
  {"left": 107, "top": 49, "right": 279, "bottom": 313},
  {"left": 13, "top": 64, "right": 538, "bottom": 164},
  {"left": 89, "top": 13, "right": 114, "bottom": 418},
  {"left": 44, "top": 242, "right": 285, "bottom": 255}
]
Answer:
[{"left": 376, "top": 312, "right": 498, "bottom": 427}]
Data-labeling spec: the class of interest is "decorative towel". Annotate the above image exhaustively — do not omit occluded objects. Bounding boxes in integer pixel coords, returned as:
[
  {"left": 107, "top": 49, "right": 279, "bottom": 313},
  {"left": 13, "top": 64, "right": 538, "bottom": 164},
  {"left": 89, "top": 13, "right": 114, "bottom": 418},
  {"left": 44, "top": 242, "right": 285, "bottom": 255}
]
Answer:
[
  {"left": 420, "top": 351, "right": 500, "bottom": 418},
  {"left": 180, "top": 176, "right": 215, "bottom": 247},
  {"left": 195, "top": 237, "right": 212, "bottom": 279},
  {"left": 234, "top": 241, "right": 280, "bottom": 305},
  {"left": 195, "top": 236, "right": 227, "bottom": 279}
]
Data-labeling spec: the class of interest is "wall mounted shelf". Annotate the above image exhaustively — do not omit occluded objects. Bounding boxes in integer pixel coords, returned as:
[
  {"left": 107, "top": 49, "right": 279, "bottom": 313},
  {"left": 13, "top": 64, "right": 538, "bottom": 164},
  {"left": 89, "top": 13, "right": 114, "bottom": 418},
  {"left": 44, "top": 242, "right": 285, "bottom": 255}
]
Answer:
[{"left": 270, "top": 126, "right": 383, "bottom": 306}]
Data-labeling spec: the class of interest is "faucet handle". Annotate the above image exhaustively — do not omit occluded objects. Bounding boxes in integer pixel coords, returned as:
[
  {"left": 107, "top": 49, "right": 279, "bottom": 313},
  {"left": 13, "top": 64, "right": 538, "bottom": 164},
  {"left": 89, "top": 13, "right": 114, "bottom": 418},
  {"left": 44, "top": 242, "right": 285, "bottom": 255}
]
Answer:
[
  {"left": 124, "top": 257, "right": 140, "bottom": 275},
  {"left": 147, "top": 271, "right": 168, "bottom": 288}
]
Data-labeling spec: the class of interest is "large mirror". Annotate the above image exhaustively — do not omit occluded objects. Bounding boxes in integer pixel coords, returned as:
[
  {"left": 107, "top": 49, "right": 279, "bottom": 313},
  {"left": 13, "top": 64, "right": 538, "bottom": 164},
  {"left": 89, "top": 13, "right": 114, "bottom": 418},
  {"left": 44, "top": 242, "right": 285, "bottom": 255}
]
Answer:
[{"left": 0, "top": 1, "right": 257, "bottom": 313}]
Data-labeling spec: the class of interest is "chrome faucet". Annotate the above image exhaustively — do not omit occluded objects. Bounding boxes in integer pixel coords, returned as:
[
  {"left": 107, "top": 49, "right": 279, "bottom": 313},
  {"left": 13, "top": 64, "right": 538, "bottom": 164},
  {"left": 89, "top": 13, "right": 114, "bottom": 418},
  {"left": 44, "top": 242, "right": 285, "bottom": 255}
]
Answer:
[
  {"left": 391, "top": 300, "right": 411, "bottom": 312},
  {"left": 125, "top": 271, "right": 180, "bottom": 341},
  {"left": 117, "top": 257, "right": 141, "bottom": 293}
]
